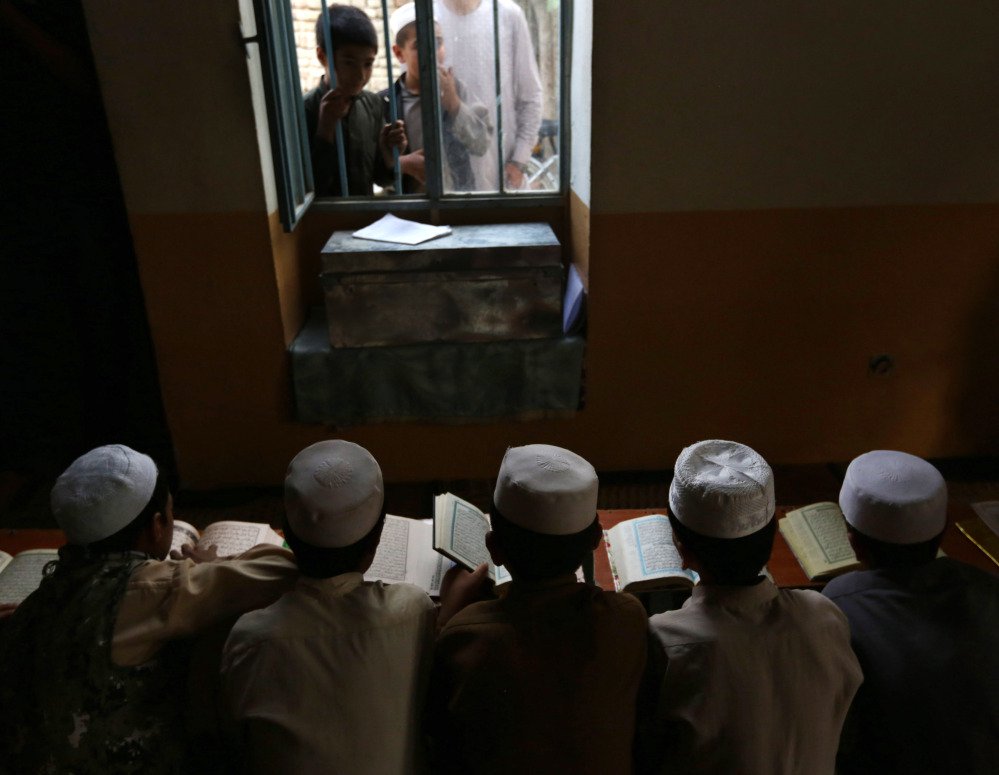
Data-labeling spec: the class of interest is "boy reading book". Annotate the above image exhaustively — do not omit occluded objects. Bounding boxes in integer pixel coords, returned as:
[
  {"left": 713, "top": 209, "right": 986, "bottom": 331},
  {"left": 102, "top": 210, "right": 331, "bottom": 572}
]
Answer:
[
  {"left": 0, "top": 445, "right": 297, "bottom": 773},
  {"left": 428, "top": 444, "right": 648, "bottom": 773},
  {"left": 823, "top": 450, "right": 999, "bottom": 775},
  {"left": 220, "top": 440, "right": 437, "bottom": 774},
  {"left": 640, "top": 439, "right": 861, "bottom": 775}
]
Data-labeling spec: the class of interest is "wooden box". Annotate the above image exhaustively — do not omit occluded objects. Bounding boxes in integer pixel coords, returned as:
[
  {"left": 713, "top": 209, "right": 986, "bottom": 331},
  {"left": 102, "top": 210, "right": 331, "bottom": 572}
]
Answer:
[{"left": 320, "top": 222, "right": 563, "bottom": 347}]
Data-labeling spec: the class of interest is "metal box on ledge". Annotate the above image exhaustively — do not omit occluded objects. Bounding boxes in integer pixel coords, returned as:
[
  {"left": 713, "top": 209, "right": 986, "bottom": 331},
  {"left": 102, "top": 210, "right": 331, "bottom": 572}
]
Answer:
[{"left": 320, "top": 222, "right": 563, "bottom": 348}]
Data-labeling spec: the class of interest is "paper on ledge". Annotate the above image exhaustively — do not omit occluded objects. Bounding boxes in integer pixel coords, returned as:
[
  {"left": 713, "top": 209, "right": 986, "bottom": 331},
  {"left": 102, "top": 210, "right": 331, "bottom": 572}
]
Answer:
[{"left": 352, "top": 214, "right": 452, "bottom": 245}]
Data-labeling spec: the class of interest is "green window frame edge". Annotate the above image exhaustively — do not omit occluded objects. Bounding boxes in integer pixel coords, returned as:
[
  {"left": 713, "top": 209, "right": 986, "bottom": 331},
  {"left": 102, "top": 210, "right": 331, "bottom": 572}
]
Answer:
[
  {"left": 255, "top": 0, "right": 574, "bottom": 232},
  {"left": 253, "top": 0, "right": 315, "bottom": 231}
]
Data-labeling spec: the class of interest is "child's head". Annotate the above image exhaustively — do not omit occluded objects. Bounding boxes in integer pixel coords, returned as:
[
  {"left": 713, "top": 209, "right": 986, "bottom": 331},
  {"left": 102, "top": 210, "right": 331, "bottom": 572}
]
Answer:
[
  {"left": 839, "top": 450, "right": 946, "bottom": 569},
  {"left": 51, "top": 444, "right": 173, "bottom": 558},
  {"left": 668, "top": 439, "right": 776, "bottom": 584},
  {"left": 315, "top": 5, "right": 379, "bottom": 95},
  {"left": 487, "top": 444, "right": 600, "bottom": 581},
  {"left": 390, "top": 3, "right": 446, "bottom": 74},
  {"left": 284, "top": 439, "right": 385, "bottom": 578}
]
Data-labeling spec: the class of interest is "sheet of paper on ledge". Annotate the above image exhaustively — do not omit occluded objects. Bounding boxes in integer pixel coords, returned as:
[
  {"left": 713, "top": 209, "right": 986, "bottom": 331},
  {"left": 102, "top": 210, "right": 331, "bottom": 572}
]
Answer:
[{"left": 352, "top": 214, "right": 452, "bottom": 245}]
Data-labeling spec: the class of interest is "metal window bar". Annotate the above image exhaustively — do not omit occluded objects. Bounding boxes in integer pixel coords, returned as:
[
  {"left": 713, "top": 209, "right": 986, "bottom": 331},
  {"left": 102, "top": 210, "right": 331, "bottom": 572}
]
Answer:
[
  {"left": 491, "top": 0, "right": 505, "bottom": 194},
  {"left": 415, "top": 0, "right": 445, "bottom": 204},
  {"left": 319, "top": 0, "right": 350, "bottom": 197},
  {"left": 379, "top": 0, "right": 404, "bottom": 193},
  {"left": 251, "top": 0, "right": 314, "bottom": 231}
]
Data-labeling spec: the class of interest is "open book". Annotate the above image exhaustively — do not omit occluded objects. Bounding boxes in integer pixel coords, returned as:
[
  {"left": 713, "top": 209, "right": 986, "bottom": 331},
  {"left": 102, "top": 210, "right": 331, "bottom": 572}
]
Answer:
[
  {"left": 365, "top": 515, "right": 450, "bottom": 595},
  {"left": 603, "top": 514, "right": 698, "bottom": 593},
  {"left": 170, "top": 520, "right": 285, "bottom": 558},
  {"left": 433, "top": 493, "right": 511, "bottom": 586},
  {"left": 778, "top": 502, "right": 861, "bottom": 580},
  {"left": 0, "top": 549, "right": 59, "bottom": 605}
]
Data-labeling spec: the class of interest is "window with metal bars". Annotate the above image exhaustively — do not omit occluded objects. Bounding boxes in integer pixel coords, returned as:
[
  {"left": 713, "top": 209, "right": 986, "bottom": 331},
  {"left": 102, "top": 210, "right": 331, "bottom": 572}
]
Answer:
[{"left": 252, "top": 0, "right": 569, "bottom": 230}]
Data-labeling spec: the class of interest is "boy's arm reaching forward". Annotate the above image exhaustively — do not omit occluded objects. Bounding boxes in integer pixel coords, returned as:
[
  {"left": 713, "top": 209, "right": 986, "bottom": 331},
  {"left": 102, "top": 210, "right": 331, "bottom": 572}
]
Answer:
[
  {"left": 378, "top": 119, "right": 408, "bottom": 175},
  {"left": 446, "top": 73, "right": 493, "bottom": 157}
]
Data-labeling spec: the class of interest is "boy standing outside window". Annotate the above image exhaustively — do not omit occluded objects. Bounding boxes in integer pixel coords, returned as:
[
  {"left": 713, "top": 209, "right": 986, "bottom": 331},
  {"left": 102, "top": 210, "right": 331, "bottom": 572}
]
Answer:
[
  {"left": 383, "top": 2, "right": 491, "bottom": 192},
  {"left": 304, "top": 5, "right": 407, "bottom": 196},
  {"left": 220, "top": 440, "right": 437, "bottom": 774},
  {"left": 641, "top": 439, "right": 862, "bottom": 775},
  {"left": 429, "top": 444, "right": 648, "bottom": 773}
]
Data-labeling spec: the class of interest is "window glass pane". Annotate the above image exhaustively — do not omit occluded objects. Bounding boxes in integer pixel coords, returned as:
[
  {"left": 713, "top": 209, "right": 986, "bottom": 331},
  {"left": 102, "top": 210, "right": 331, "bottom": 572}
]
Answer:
[{"left": 434, "top": 0, "right": 559, "bottom": 194}]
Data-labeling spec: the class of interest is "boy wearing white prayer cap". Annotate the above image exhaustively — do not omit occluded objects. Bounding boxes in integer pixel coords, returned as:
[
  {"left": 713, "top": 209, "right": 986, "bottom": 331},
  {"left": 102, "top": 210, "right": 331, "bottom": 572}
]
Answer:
[
  {"left": 428, "top": 444, "right": 648, "bottom": 774},
  {"left": 220, "top": 440, "right": 437, "bottom": 775},
  {"left": 641, "top": 440, "right": 861, "bottom": 775},
  {"left": 0, "top": 444, "right": 297, "bottom": 773},
  {"left": 378, "top": 2, "right": 491, "bottom": 192},
  {"left": 823, "top": 450, "right": 999, "bottom": 775}
]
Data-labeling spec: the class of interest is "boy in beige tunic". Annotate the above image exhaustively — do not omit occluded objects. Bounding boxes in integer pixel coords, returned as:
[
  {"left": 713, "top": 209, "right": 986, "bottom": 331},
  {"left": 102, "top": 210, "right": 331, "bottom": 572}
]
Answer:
[
  {"left": 642, "top": 439, "right": 862, "bottom": 775},
  {"left": 220, "top": 440, "right": 437, "bottom": 775},
  {"left": 429, "top": 444, "right": 648, "bottom": 774}
]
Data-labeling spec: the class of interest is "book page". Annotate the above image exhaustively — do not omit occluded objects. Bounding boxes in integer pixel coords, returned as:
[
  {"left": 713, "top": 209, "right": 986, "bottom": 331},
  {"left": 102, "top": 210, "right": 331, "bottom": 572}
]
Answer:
[
  {"left": 434, "top": 493, "right": 492, "bottom": 570},
  {"left": 197, "top": 521, "right": 284, "bottom": 557},
  {"left": 0, "top": 549, "right": 59, "bottom": 605},
  {"left": 780, "top": 502, "right": 859, "bottom": 579},
  {"left": 169, "top": 520, "right": 200, "bottom": 556},
  {"left": 0, "top": 551, "right": 12, "bottom": 575},
  {"left": 367, "top": 517, "right": 448, "bottom": 596},
  {"left": 367, "top": 514, "right": 412, "bottom": 582},
  {"left": 433, "top": 494, "right": 510, "bottom": 585},
  {"left": 605, "top": 515, "right": 697, "bottom": 592}
]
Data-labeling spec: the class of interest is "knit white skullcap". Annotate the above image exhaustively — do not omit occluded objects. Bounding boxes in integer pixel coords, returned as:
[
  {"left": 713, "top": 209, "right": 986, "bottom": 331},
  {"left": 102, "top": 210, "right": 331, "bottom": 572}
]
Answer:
[
  {"left": 669, "top": 440, "right": 775, "bottom": 539},
  {"left": 840, "top": 450, "right": 947, "bottom": 544},
  {"left": 390, "top": 2, "right": 417, "bottom": 40},
  {"left": 494, "top": 444, "right": 598, "bottom": 535},
  {"left": 285, "top": 440, "right": 384, "bottom": 548},
  {"left": 51, "top": 445, "right": 159, "bottom": 545}
]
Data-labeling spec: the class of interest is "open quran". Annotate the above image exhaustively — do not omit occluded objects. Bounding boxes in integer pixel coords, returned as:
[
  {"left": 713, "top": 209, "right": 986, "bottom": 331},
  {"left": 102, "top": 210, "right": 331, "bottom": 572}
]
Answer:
[{"left": 603, "top": 514, "right": 699, "bottom": 593}]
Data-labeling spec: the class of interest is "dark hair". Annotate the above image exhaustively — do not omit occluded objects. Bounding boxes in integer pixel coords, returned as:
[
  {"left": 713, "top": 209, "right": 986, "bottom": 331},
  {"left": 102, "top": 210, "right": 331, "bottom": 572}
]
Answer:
[
  {"left": 87, "top": 469, "right": 170, "bottom": 554},
  {"left": 490, "top": 502, "right": 598, "bottom": 582},
  {"left": 847, "top": 526, "right": 942, "bottom": 569},
  {"left": 395, "top": 21, "right": 416, "bottom": 48},
  {"left": 315, "top": 5, "right": 378, "bottom": 54},
  {"left": 283, "top": 512, "right": 385, "bottom": 579},
  {"left": 668, "top": 512, "right": 775, "bottom": 585}
]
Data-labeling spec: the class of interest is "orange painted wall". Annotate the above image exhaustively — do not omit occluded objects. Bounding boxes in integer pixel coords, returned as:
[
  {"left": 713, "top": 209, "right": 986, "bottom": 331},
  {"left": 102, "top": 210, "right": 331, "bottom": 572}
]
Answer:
[{"left": 584, "top": 205, "right": 999, "bottom": 467}]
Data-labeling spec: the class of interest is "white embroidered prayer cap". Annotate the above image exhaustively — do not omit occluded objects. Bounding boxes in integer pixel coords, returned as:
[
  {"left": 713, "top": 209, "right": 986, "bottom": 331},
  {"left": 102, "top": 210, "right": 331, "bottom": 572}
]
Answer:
[
  {"left": 493, "top": 444, "right": 598, "bottom": 535},
  {"left": 390, "top": 2, "right": 417, "bottom": 41},
  {"left": 285, "top": 440, "right": 384, "bottom": 548},
  {"left": 839, "top": 450, "right": 947, "bottom": 544},
  {"left": 669, "top": 440, "right": 775, "bottom": 539},
  {"left": 51, "top": 444, "right": 159, "bottom": 545}
]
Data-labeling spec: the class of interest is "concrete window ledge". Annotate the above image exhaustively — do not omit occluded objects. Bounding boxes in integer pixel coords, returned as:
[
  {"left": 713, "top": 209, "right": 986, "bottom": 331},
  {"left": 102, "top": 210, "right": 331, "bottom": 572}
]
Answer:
[{"left": 289, "top": 307, "right": 584, "bottom": 425}]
